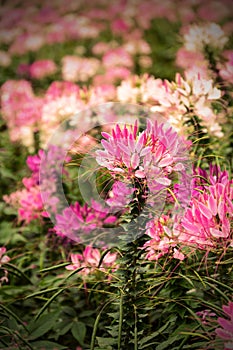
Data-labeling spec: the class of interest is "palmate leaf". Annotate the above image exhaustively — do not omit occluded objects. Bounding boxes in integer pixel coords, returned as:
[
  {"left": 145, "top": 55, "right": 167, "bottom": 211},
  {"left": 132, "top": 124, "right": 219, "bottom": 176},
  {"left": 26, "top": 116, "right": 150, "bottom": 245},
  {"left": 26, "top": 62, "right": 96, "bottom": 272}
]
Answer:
[{"left": 28, "top": 311, "right": 60, "bottom": 340}]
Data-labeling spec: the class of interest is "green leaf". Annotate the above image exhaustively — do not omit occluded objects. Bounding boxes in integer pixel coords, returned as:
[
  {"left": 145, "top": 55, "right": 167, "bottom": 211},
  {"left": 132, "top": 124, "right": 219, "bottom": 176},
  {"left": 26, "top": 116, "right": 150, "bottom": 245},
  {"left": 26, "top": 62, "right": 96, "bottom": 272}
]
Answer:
[
  {"left": 139, "top": 316, "right": 177, "bottom": 347},
  {"left": 28, "top": 312, "right": 59, "bottom": 340},
  {"left": 71, "top": 321, "right": 86, "bottom": 345},
  {"left": 31, "top": 340, "right": 67, "bottom": 349},
  {"left": 40, "top": 263, "right": 70, "bottom": 273},
  {"left": 156, "top": 335, "right": 179, "bottom": 350},
  {"left": 97, "top": 337, "right": 116, "bottom": 347}
]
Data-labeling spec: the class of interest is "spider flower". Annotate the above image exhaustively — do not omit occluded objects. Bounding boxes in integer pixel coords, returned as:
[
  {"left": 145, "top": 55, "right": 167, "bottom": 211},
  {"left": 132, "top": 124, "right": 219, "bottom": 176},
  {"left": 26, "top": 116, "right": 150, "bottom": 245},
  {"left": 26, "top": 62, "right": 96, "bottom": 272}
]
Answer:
[
  {"left": 215, "top": 300, "right": 233, "bottom": 349},
  {"left": 54, "top": 200, "right": 117, "bottom": 240},
  {"left": 179, "top": 179, "right": 233, "bottom": 249},
  {"left": 95, "top": 120, "right": 188, "bottom": 195},
  {"left": 0, "top": 247, "right": 10, "bottom": 286},
  {"left": 65, "top": 245, "right": 118, "bottom": 276},
  {"left": 144, "top": 215, "right": 185, "bottom": 261}
]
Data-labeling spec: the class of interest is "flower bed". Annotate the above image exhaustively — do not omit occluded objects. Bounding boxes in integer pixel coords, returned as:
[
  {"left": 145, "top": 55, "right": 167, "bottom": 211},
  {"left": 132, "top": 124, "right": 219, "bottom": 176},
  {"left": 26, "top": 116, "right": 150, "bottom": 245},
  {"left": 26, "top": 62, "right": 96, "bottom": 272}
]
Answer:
[{"left": 0, "top": 1, "right": 233, "bottom": 349}]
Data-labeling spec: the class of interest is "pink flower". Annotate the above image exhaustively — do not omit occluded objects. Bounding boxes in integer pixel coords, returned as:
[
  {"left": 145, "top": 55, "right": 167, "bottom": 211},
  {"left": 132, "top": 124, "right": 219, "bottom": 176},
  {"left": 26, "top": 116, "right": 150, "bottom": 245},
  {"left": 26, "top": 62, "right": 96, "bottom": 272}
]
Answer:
[
  {"left": 54, "top": 200, "right": 117, "bottom": 240},
  {"left": 106, "top": 181, "right": 135, "bottom": 210},
  {"left": 0, "top": 80, "right": 43, "bottom": 148},
  {"left": 216, "top": 301, "right": 233, "bottom": 349},
  {"left": 65, "top": 245, "right": 118, "bottom": 276},
  {"left": 61, "top": 55, "right": 100, "bottom": 82},
  {"left": 4, "top": 146, "right": 65, "bottom": 223},
  {"left": 95, "top": 120, "right": 187, "bottom": 196},
  {"left": 179, "top": 167, "right": 233, "bottom": 249},
  {"left": 143, "top": 215, "right": 184, "bottom": 261},
  {"left": 102, "top": 48, "right": 133, "bottom": 69},
  {"left": 0, "top": 247, "right": 10, "bottom": 286},
  {"left": 29, "top": 59, "right": 57, "bottom": 79},
  {"left": 0, "top": 247, "right": 10, "bottom": 266},
  {"left": 196, "top": 309, "right": 216, "bottom": 325}
]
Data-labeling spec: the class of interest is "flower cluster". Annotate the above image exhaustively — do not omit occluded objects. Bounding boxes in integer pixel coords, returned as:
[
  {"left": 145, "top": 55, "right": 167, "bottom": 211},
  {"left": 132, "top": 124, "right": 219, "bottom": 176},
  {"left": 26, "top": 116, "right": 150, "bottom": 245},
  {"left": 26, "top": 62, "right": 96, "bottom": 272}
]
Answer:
[
  {"left": 0, "top": 247, "right": 10, "bottom": 286},
  {"left": 117, "top": 72, "right": 223, "bottom": 137},
  {"left": 215, "top": 300, "right": 233, "bottom": 349},
  {"left": 3, "top": 146, "right": 66, "bottom": 223},
  {"left": 183, "top": 22, "right": 228, "bottom": 52},
  {"left": 54, "top": 200, "right": 118, "bottom": 241},
  {"left": 65, "top": 245, "right": 118, "bottom": 276},
  {"left": 29, "top": 59, "right": 57, "bottom": 80},
  {"left": 179, "top": 167, "right": 233, "bottom": 249},
  {"left": 1, "top": 80, "right": 43, "bottom": 150},
  {"left": 144, "top": 215, "right": 185, "bottom": 261},
  {"left": 96, "top": 120, "right": 187, "bottom": 192}
]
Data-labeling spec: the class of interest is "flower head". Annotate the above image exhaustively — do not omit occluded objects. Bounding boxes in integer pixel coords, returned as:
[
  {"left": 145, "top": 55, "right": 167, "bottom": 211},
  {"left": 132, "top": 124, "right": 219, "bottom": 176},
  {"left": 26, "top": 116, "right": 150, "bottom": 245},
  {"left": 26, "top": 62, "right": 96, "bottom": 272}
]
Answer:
[
  {"left": 215, "top": 301, "right": 233, "bottom": 349},
  {"left": 65, "top": 245, "right": 118, "bottom": 276}
]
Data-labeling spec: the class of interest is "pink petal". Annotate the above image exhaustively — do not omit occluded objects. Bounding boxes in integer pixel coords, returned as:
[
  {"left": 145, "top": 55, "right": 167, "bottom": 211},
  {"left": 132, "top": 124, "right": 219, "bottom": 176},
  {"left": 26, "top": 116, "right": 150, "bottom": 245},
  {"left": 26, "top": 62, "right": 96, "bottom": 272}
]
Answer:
[
  {"left": 118, "top": 142, "right": 131, "bottom": 155},
  {"left": 198, "top": 202, "right": 213, "bottom": 220},
  {"left": 155, "top": 177, "right": 171, "bottom": 186},
  {"left": 135, "top": 170, "right": 146, "bottom": 178},
  {"left": 131, "top": 153, "right": 140, "bottom": 169}
]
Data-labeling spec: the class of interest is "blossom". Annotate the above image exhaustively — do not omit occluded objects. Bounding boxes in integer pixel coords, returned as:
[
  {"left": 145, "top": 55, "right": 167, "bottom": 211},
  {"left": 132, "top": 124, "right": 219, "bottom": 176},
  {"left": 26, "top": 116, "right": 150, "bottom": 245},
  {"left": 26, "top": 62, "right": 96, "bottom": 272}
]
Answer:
[
  {"left": 143, "top": 215, "right": 185, "bottom": 261},
  {"left": 215, "top": 301, "right": 233, "bottom": 349},
  {"left": 54, "top": 200, "right": 117, "bottom": 240},
  {"left": 65, "top": 245, "right": 118, "bottom": 276},
  {"left": 95, "top": 120, "right": 187, "bottom": 195},
  {"left": 0, "top": 80, "right": 43, "bottom": 148},
  {"left": 40, "top": 81, "right": 85, "bottom": 145},
  {"left": 3, "top": 146, "right": 66, "bottom": 223},
  {"left": 0, "top": 247, "right": 10, "bottom": 286},
  {"left": 102, "top": 48, "right": 134, "bottom": 69},
  {"left": 106, "top": 181, "right": 135, "bottom": 210},
  {"left": 196, "top": 309, "right": 216, "bottom": 325},
  {"left": 29, "top": 59, "right": 57, "bottom": 79},
  {"left": 0, "top": 50, "right": 11, "bottom": 67},
  {"left": 183, "top": 22, "right": 228, "bottom": 52},
  {"left": 176, "top": 48, "right": 209, "bottom": 75},
  {"left": 178, "top": 167, "right": 233, "bottom": 249},
  {"left": 61, "top": 55, "right": 100, "bottom": 82}
]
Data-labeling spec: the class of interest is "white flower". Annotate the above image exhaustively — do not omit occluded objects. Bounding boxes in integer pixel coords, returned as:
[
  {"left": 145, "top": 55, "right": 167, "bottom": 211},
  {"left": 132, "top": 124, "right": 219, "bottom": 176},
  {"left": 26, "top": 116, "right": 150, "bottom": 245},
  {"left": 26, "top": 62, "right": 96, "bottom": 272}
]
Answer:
[{"left": 184, "top": 22, "right": 228, "bottom": 52}]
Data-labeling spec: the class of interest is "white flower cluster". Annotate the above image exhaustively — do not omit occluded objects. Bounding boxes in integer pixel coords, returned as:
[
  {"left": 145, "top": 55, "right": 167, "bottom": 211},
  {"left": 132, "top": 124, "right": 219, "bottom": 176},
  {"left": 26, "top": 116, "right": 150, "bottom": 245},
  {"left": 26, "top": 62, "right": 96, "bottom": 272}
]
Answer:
[{"left": 183, "top": 22, "right": 228, "bottom": 52}]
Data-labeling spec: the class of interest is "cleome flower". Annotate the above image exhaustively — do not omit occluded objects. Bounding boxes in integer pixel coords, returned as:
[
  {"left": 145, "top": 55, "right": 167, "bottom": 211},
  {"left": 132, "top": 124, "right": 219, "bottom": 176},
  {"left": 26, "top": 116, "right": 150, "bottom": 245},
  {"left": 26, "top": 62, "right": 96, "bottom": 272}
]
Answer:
[
  {"left": 215, "top": 300, "right": 233, "bottom": 350},
  {"left": 179, "top": 167, "right": 233, "bottom": 249},
  {"left": 143, "top": 215, "right": 185, "bottom": 261},
  {"left": 95, "top": 120, "right": 188, "bottom": 195},
  {"left": 65, "top": 245, "right": 118, "bottom": 276},
  {"left": 54, "top": 200, "right": 118, "bottom": 240},
  {"left": 0, "top": 247, "right": 10, "bottom": 286}
]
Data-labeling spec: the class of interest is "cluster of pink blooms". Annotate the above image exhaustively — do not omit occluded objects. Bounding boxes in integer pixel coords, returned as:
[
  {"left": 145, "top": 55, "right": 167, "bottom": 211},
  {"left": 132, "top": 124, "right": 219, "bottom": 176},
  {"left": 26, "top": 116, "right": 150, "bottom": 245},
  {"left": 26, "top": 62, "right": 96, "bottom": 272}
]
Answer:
[
  {"left": 0, "top": 80, "right": 43, "bottom": 150},
  {"left": 96, "top": 120, "right": 188, "bottom": 195},
  {"left": 215, "top": 300, "right": 233, "bottom": 349},
  {"left": 65, "top": 245, "right": 118, "bottom": 277},
  {"left": 106, "top": 181, "right": 135, "bottom": 211},
  {"left": 144, "top": 215, "right": 185, "bottom": 261},
  {"left": 3, "top": 151, "right": 45, "bottom": 223},
  {"left": 29, "top": 59, "right": 57, "bottom": 79},
  {"left": 54, "top": 200, "right": 118, "bottom": 241},
  {"left": 179, "top": 166, "right": 233, "bottom": 249},
  {"left": 138, "top": 165, "right": 233, "bottom": 261},
  {"left": 0, "top": 247, "right": 10, "bottom": 286},
  {"left": 61, "top": 56, "right": 101, "bottom": 82},
  {"left": 3, "top": 146, "right": 67, "bottom": 223}
]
